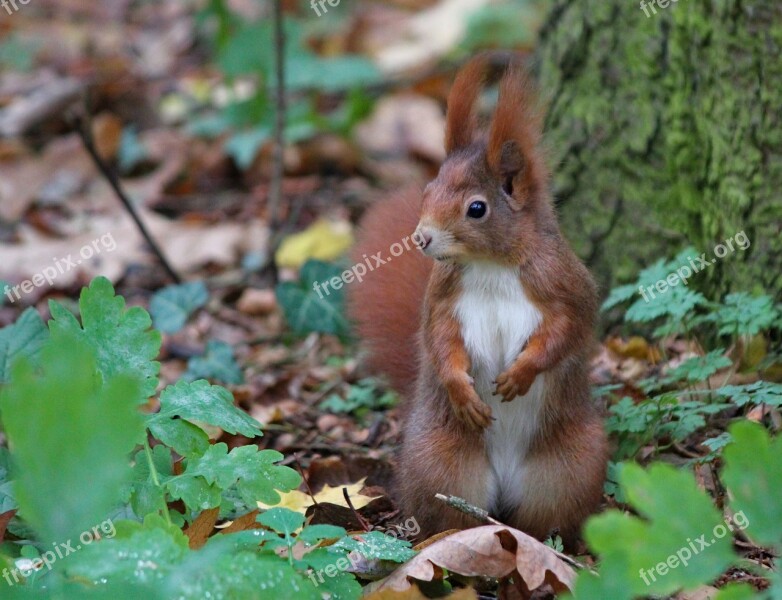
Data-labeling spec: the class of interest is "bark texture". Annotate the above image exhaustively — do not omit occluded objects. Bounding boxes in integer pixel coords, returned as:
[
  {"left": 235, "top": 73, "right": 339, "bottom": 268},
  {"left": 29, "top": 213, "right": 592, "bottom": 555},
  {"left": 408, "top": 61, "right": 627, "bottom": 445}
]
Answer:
[{"left": 534, "top": 0, "right": 782, "bottom": 297}]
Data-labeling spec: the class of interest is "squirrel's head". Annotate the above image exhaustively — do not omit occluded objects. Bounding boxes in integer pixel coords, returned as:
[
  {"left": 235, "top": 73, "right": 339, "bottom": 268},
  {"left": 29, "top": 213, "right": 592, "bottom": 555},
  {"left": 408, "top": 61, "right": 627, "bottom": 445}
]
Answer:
[{"left": 414, "top": 57, "right": 551, "bottom": 265}]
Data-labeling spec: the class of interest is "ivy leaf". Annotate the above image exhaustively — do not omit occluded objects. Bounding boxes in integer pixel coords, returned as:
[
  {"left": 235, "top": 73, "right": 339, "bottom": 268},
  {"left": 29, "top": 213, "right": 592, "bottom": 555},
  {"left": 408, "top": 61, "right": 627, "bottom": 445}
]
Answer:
[
  {"left": 0, "top": 333, "right": 144, "bottom": 545},
  {"left": 716, "top": 381, "right": 782, "bottom": 407},
  {"left": 177, "top": 443, "right": 301, "bottom": 509},
  {"left": 667, "top": 350, "right": 732, "bottom": 383},
  {"left": 575, "top": 463, "right": 736, "bottom": 599},
  {"left": 331, "top": 531, "right": 416, "bottom": 563},
  {"left": 276, "top": 260, "right": 349, "bottom": 338},
  {"left": 0, "top": 307, "right": 48, "bottom": 384},
  {"left": 722, "top": 421, "right": 782, "bottom": 548},
  {"left": 148, "top": 380, "right": 261, "bottom": 440},
  {"left": 150, "top": 281, "right": 209, "bottom": 334},
  {"left": 184, "top": 340, "right": 244, "bottom": 384},
  {"left": 48, "top": 276, "right": 161, "bottom": 399}
]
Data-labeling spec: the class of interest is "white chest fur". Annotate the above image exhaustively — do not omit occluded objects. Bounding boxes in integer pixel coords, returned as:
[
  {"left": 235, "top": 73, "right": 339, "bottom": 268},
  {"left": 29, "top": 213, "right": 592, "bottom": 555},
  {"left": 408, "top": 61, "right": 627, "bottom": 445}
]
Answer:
[{"left": 454, "top": 263, "right": 545, "bottom": 510}]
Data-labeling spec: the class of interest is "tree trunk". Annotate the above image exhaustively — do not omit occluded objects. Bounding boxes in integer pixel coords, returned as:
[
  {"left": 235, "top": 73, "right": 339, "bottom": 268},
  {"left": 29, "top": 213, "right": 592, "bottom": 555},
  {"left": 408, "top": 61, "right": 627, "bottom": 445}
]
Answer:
[{"left": 534, "top": 0, "right": 782, "bottom": 298}]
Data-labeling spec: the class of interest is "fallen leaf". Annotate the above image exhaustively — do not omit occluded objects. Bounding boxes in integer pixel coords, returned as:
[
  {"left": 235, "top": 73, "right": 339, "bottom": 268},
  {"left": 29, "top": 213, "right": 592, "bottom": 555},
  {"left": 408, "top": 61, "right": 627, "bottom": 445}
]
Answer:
[
  {"left": 275, "top": 219, "right": 354, "bottom": 270},
  {"left": 367, "top": 525, "right": 576, "bottom": 594},
  {"left": 258, "top": 478, "right": 381, "bottom": 514},
  {"left": 184, "top": 507, "right": 220, "bottom": 549},
  {"left": 237, "top": 288, "right": 277, "bottom": 316}
]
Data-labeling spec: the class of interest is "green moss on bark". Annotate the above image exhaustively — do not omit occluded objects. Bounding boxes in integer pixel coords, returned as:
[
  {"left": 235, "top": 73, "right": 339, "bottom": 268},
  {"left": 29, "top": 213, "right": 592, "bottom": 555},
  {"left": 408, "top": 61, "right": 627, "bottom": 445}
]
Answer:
[{"left": 534, "top": 0, "right": 782, "bottom": 297}]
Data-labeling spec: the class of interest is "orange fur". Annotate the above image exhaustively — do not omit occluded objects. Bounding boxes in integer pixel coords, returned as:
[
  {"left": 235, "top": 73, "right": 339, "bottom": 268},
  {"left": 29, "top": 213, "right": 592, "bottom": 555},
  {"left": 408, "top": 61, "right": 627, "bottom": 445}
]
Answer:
[{"left": 347, "top": 190, "right": 431, "bottom": 396}]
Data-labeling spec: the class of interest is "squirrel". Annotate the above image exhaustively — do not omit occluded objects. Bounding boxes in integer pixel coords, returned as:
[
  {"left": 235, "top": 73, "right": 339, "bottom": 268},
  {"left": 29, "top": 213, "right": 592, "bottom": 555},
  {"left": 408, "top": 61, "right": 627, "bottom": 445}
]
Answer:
[{"left": 348, "top": 57, "right": 608, "bottom": 546}]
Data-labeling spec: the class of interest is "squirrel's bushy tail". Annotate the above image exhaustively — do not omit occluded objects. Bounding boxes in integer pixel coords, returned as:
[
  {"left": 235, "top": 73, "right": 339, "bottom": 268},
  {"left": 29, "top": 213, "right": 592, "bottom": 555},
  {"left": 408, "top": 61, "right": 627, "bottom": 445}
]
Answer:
[{"left": 347, "top": 190, "right": 431, "bottom": 396}]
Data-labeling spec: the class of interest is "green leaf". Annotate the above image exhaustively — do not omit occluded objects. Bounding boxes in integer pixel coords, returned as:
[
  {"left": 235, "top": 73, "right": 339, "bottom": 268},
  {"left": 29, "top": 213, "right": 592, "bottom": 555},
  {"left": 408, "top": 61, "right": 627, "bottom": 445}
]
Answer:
[
  {"left": 185, "top": 340, "right": 244, "bottom": 384},
  {"left": 0, "top": 333, "right": 144, "bottom": 544},
  {"left": 65, "top": 518, "right": 189, "bottom": 586},
  {"left": 48, "top": 277, "right": 161, "bottom": 399},
  {"left": 174, "top": 552, "right": 321, "bottom": 599},
  {"left": 0, "top": 307, "right": 48, "bottom": 384},
  {"left": 716, "top": 381, "right": 782, "bottom": 407},
  {"left": 173, "top": 443, "right": 301, "bottom": 510},
  {"left": 166, "top": 472, "right": 222, "bottom": 512},
  {"left": 298, "top": 524, "right": 347, "bottom": 545},
  {"left": 148, "top": 417, "right": 210, "bottom": 459},
  {"left": 319, "top": 379, "right": 397, "bottom": 416},
  {"left": 149, "top": 380, "right": 261, "bottom": 440},
  {"left": 601, "top": 284, "right": 639, "bottom": 312},
  {"left": 129, "top": 446, "right": 173, "bottom": 519},
  {"left": 709, "top": 293, "right": 779, "bottom": 336},
  {"left": 712, "top": 583, "right": 760, "bottom": 600},
  {"left": 150, "top": 281, "right": 209, "bottom": 334},
  {"left": 576, "top": 462, "right": 736, "bottom": 599},
  {"left": 331, "top": 531, "right": 416, "bottom": 563},
  {"left": 667, "top": 350, "right": 732, "bottom": 383},
  {"left": 722, "top": 421, "right": 782, "bottom": 548},
  {"left": 286, "top": 55, "right": 380, "bottom": 93},
  {"left": 258, "top": 507, "right": 305, "bottom": 536},
  {"left": 276, "top": 260, "right": 349, "bottom": 338}
]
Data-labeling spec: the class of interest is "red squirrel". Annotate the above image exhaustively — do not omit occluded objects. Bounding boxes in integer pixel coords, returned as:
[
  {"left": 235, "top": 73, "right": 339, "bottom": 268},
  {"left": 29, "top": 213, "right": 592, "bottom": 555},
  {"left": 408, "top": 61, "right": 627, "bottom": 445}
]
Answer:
[{"left": 348, "top": 57, "right": 607, "bottom": 545}]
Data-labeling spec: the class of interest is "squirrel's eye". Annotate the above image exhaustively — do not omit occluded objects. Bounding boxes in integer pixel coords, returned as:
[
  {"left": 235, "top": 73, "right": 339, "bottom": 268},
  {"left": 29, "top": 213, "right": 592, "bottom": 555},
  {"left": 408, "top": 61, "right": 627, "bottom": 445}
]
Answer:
[{"left": 466, "top": 201, "right": 487, "bottom": 219}]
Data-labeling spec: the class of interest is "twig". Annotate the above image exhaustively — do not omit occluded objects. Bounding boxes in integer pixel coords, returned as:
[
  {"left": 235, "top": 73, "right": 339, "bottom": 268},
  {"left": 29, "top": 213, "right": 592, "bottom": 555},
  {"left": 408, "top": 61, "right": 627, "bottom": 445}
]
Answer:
[
  {"left": 269, "top": 0, "right": 285, "bottom": 233},
  {"left": 72, "top": 115, "right": 182, "bottom": 284},
  {"left": 433, "top": 493, "right": 596, "bottom": 574},
  {"left": 434, "top": 493, "right": 501, "bottom": 526},
  {"left": 343, "top": 487, "right": 372, "bottom": 532}
]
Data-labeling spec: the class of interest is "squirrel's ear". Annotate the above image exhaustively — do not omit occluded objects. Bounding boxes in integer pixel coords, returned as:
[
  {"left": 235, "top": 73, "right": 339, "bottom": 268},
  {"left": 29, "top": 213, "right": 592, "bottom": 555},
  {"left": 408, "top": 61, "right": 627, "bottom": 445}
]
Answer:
[
  {"left": 444, "top": 57, "right": 488, "bottom": 155},
  {"left": 487, "top": 68, "right": 546, "bottom": 211}
]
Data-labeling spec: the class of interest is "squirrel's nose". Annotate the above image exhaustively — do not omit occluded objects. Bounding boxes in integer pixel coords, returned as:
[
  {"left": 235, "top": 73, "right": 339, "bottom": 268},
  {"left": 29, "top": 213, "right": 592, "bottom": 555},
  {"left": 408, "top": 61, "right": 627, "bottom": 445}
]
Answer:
[{"left": 415, "top": 228, "right": 433, "bottom": 250}]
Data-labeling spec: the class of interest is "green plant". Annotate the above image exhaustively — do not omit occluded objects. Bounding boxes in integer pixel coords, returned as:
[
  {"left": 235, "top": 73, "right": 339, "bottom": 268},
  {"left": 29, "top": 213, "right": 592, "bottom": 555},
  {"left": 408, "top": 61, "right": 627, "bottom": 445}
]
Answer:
[
  {"left": 0, "top": 277, "right": 411, "bottom": 598},
  {"left": 572, "top": 422, "right": 780, "bottom": 599},
  {"left": 276, "top": 259, "right": 350, "bottom": 339},
  {"left": 319, "top": 378, "right": 397, "bottom": 419},
  {"left": 190, "top": 12, "right": 379, "bottom": 169}
]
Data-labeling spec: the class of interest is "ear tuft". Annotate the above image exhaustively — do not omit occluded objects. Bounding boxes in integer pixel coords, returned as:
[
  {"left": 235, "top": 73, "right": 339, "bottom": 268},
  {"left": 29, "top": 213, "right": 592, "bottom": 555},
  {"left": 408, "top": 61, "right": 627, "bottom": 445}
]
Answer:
[
  {"left": 487, "top": 67, "right": 547, "bottom": 208},
  {"left": 444, "top": 56, "right": 489, "bottom": 155}
]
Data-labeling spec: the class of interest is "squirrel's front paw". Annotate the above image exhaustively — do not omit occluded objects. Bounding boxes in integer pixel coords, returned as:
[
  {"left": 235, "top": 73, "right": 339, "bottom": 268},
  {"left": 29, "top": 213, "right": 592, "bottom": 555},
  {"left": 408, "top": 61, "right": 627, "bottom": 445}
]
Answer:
[
  {"left": 494, "top": 364, "right": 537, "bottom": 402},
  {"left": 446, "top": 376, "right": 493, "bottom": 429}
]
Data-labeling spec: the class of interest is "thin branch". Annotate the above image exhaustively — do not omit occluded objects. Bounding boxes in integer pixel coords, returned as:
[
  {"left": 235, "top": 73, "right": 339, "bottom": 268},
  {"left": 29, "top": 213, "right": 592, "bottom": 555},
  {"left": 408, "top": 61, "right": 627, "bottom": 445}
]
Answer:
[
  {"left": 269, "top": 0, "right": 285, "bottom": 232},
  {"left": 73, "top": 115, "right": 182, "bottom": 284}
]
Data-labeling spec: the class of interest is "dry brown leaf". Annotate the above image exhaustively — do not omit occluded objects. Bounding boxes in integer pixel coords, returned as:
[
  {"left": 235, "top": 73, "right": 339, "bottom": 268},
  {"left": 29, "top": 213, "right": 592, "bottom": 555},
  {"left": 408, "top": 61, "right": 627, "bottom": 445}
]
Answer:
[
  {"left": 236, "top": 288, "right": 277, "bottom": 316},
  {"left": 355, "top": 94, "right": 446, "bottom": 163},
  {"left": 216, "top": 510, "right": 260, "bottom": 535},
  {"left": 367, "top": 525, "right": 576, "bottom": 594},
  {"left": 184, "top": 507, "right": 220, "bottom": 549}
]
